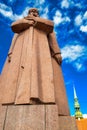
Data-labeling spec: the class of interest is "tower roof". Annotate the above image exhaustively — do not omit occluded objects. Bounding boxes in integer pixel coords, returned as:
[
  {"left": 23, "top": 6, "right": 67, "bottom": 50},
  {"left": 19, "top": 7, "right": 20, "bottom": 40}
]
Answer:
[{"left": 73, "top": 85, "right": 83, "bottom": 119}]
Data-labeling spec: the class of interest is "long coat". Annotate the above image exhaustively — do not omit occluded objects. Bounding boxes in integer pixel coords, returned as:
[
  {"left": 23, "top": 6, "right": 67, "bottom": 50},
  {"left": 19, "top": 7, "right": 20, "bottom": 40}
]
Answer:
[{"left": 0, "top": 16, "right": 69, "bottom": 115}]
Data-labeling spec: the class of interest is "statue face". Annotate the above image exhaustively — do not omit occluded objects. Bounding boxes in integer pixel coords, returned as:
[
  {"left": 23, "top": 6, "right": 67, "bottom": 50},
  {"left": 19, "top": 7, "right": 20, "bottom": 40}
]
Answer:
[{"left": 29, "top": 8, "right": 39, "bottom": 17}]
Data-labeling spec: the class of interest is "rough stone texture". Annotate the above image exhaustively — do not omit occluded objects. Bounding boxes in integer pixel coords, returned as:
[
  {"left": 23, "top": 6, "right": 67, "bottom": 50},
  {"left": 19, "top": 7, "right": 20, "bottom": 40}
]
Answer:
[
  {"left": 59, "top": 116, "right": 78, "bottom": 130},
  {"left": 0, "top": 105, "right": 59, "bottom": 130},
  {"left": 2, "top": 33, "right": 24, "bottom": 104},
  {"left": 15, "top": 27, "right": 34, "bottom": 104},
  {"left": 0, "top": 59, "right": 10, "bottom": 103},
  {"left": 0, "top": 105, "right": 7, "bottom": 130},
  {"left": 0, "top": 104, "right": 78, "bottom": 130},
  {"left": 4, "top": 105, "right": 45, "bottom": 130},
  {"left": 0, "top": 9, "right": 70, "bottom": 116},
  {"left": 0, "top": 8, "right": 77, "bottom": 130},
  {"left": 12, "top": 16, "right": 53, "bottom": 34},
  {"left": 46, "top": 105, "right": 59, "bottom": 130},
  {"left": 52, "top": 57, "right": 70, "bottom": 115},
  {"left": 1, "top": 26, "right": 55, "bottom": 105}
]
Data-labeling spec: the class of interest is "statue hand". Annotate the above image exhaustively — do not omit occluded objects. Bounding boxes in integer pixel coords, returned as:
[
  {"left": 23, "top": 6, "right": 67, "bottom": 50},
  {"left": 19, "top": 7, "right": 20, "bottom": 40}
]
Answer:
[
  {"left": 28, "top": 19, "right": 35, "bottom": 25},
  {"left": 23, "top": 19, "right": 36, "bottom": 26},
  {"left": 8, "top": 52, "right": 12, "bottom": 63},
  {"left": 55, "top": 54, "right": 62, "bottom": 65}
]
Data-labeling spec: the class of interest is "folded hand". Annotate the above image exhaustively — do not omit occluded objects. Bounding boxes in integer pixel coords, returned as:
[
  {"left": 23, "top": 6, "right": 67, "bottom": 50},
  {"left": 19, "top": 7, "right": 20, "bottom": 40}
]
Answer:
[
  {"left": 55, "top": 54, "right": 62, "bottom": 65},
  {"left": 23, "top": 19, "right": 35, "bottom": 26}
]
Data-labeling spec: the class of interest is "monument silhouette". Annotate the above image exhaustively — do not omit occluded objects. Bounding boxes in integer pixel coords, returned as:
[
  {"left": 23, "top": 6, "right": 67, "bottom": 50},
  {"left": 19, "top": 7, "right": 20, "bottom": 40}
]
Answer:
[{"left": 0, "top": 8, "right": 77, "bottom": 129}]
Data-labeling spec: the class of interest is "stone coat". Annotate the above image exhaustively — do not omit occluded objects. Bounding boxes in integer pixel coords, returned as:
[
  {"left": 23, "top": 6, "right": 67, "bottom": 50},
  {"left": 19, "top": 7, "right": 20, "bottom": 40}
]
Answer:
[{"left": 0, "top": 16, "right": 69, "bottom": 115}]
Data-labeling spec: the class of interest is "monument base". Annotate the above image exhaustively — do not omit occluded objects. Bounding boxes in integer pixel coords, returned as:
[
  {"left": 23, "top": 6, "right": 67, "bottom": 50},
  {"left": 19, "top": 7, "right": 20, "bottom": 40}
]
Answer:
[
  {"left": 0, "top": 104, "right": 77, "bottom": 130},
  {"left": 59, "top": 116, "right": 78, "bottom": 130}
]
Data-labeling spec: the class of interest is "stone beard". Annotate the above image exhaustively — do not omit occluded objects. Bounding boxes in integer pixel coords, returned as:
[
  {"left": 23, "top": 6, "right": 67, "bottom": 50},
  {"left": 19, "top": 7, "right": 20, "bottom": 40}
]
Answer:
[{"left": 0, "top": 8, "right": 69, "bottom": 116}]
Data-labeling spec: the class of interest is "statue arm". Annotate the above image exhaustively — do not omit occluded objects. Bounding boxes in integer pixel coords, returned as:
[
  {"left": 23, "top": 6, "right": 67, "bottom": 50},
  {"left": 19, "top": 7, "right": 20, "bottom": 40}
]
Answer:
[
  {"left": 11, "top": 16, "right": 54, "bottom": 34},
  {"left": 48, "top": 32, "right": 62, "bottom": 65},
  {"left": 25, "top": 16, "right": 54, "bottom": 34},
  {"left": 11, "top": 18, "right": 35, "bottom": 33},
  {"left": 34, "top": 17, "right": 54, "bottom": 34}
]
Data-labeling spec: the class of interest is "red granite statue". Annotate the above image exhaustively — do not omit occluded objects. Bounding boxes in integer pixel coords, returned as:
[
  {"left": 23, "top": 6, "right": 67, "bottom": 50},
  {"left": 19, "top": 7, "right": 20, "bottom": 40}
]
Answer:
[{"left": 0, "top": 8, "right": 69, "bottom": 116}]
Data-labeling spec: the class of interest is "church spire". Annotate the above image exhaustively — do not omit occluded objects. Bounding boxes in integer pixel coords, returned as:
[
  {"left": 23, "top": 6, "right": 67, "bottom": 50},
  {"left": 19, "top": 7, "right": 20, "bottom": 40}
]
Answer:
[
  {"left": 74, "top": 85, "right": 77, "bottom": 99},
  {"left": 73, "top": 85, "right": 83, "bottom": 119}
]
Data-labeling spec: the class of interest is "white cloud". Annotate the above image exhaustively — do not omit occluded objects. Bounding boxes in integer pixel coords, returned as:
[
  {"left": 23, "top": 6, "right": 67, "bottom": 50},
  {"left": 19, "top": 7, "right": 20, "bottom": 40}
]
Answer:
[
  {"left": 83, "top": 11, "right": 87, "bottom": 20},
  {"left": 0, "top": 2, "right": 49, "bottom": 21},
  {"left": 53, "top": 11, "right": 63, "bottom": 25},
  {"left": 80, "top": 25, "right": 87, "bottom": 32},
  {"left": 0, "top": 3, "right": 13, "bottom": 17},
  {"left": 0, "top": 3, "right": 29, "bottom": 21},
  {"left": 21, "top": 7, "right": 29, "bottom": 17},
  {"left": 75, "top": 11, "right": 87, "bottom": 25},
  {"left": 0, "top": 8, "right": 12, "bottom": 17},
  {"left": 61, "top": 0, "right": 69, "bottom": 8},
  {"left": 74, "top": 12, "right": 87, "bottom": 33},
  {"left": 0, "top": 7, "right": 23, "bottom": 21},
  {"left": 36, "top": 0, "right": 45, "bottom": 4},
  {"left": 55, "top": 11, "right": 62, "bottom": 17},
  {"left": 74, "top": 11, "right": 87, "bottom": 32},
  {"left": 61, "top": 45, "right": 87, "bottom": 72},
  {"left": 61, "top": 45, "right": 84, "bottom": 61},
  {"left": 83, "top": 114, "right": 87, "bottom": 118},
  {"left": 75, "top": 3, "right": 82, "bottom": 8},
  {"left": 9, "top": 0, "right": 13, "bottom": 1},
  {"left": 53, "top": 16, "right": 63, "bottom": 25},
  {"left": 41, "top": 13, "right": 48, "bottom": 19},
  {"left": 6, "top": 0, "right": 16, "bottom": 4},
  {"left": 53, "top": 10, "right": 70, "bottom": 25},
  {"left": 74, "top": 62, "right": 85, "bottom": 72},
  {"left": 74, "top": 14, "right": 82, "bottom": 26},
  {"left": 0, "top": 3, "right": 10, "bottom": 10},
  {"left": 64, "top": 16, "right": 71, "bottom": 22},
  {"left": 40, "top": 7, "right": 49, "bottom": 19}
]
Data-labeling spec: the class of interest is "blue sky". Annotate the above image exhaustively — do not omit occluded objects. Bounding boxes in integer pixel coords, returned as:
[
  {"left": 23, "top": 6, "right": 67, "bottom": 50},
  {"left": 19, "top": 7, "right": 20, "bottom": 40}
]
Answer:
[{"left": 0, "top": 0, "right": 87, "bottom": 116}]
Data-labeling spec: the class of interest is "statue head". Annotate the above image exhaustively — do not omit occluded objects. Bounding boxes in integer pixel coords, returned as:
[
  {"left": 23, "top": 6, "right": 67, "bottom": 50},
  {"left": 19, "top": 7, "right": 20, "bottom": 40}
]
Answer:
[{"left": 28, "top": 8, "right": 39, "bottom": 17}]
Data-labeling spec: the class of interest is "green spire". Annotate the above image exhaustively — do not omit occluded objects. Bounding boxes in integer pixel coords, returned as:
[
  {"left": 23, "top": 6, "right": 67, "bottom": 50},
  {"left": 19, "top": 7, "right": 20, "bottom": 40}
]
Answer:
[{"left": 73, "top": 85, "right": 83, "bottom": 119}]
